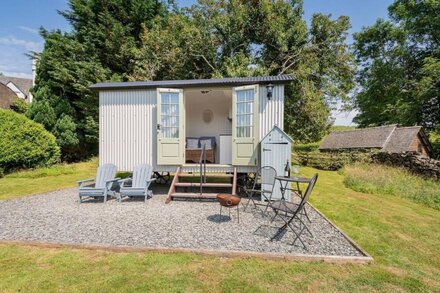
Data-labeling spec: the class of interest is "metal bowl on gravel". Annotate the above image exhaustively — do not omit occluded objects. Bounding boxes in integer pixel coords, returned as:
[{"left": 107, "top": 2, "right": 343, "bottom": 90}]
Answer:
[{"left": 216, "top": 194, "right": 241, "bottom": 207}]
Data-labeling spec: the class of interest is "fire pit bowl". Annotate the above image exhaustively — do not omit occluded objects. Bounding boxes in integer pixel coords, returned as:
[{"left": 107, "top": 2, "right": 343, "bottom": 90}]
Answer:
[{"left": 217, "top": 194, "right": 241, "bottom": 207}]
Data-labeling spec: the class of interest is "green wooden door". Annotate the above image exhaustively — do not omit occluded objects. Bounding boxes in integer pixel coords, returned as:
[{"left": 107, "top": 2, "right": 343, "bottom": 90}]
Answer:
[
  {"left": 232, "top": 85, "right": 259, "bottom": 166},
  {"left": 157, "top": 88, "right": 184, "bottom": 165}
]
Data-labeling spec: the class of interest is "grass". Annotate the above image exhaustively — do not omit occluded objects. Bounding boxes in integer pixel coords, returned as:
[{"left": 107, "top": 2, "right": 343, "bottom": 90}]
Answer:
[
  {"left": 0, "top": 158, "right": 98, "bottom": 201},
  {"left": 342, "top": 163, "right": 440, "bottom": 210},
  {"left": 0, "top": 164, "right": 440, "bottom": 291}
]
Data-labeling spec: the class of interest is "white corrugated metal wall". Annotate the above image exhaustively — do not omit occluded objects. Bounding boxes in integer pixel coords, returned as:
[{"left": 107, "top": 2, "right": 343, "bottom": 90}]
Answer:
[
  {"left": 259, "top": 84, "right": 284, "bottom": 140},
  {"left": 99, "top": 89, "right": 157, "bottom": 171},
  {"left": 99, "top": 84, "right": 285, "bottom": 171}
]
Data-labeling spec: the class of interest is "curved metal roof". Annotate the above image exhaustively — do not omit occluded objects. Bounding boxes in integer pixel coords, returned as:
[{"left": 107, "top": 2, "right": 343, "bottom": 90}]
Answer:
[{"left": 90, "top": 75, "right": 294, "bottom": 90}]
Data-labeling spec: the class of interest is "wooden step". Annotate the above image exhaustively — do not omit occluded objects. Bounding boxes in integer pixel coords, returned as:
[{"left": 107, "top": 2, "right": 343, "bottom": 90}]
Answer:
[
  {"left": 181, "top": 164, "right": 234, "bottom": 173},
  {"left": 170, "top": 192, "right": 219, "bottom": 199},
  {"left": 178, "top": 173, "right": 233, "bottom": 178},
  {"left": 174, "top": 182, "right": 232, "bottom": 188},
  {"left": 166, "top": 166, "right": 237, "bottom": 204}
]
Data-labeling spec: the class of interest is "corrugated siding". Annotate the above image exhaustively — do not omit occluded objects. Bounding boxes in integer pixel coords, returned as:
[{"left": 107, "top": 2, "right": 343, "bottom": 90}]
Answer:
[
  {"left": 99, "top": 89, "right": 156, "bottom": 171},
  {"left": 100, "top": 84, "right": 285, "bottom": 172},
  {"left": 259, "top": 84, "right": 284, "bottom": 140}
]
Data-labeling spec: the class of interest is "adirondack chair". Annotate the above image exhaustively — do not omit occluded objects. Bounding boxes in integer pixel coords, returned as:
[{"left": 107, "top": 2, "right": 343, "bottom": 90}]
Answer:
[
  {"left": 77, "top": 163, "right": 119, "bottom": 204},
  {"left": 118, "top": 164, "right": 154, "bottom": 203}
]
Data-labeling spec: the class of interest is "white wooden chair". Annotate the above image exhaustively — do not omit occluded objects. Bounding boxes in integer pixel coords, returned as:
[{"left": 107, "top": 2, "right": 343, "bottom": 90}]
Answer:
[
  {"left": 78, "top": 163, "right": 119, "bottom": 204},
  {"left": 118, "top": 164, "right": 154, "bottom": 203}
]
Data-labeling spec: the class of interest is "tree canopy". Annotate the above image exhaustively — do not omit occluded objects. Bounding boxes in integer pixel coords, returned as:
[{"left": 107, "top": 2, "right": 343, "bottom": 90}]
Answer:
[
  {"left": 31, "top": 0, "right": 355, "bottom": 160},
  {"left": 353, "top": 0, "right": 440, "bottom": 133},
  {"left": 30, "top": 0, "right": 169, "bottom": 160}
]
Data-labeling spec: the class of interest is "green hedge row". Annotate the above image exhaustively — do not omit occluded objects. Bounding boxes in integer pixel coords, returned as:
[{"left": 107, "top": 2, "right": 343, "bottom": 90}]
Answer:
[
  {"left": 0, "top": 109, "right": 60, "bottom": 174},
  {"left": 293, "top": 151, "right": 373, "bottom": 171}
]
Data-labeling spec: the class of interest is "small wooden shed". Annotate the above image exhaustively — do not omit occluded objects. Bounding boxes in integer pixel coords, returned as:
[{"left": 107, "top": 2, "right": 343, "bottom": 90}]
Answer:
[
  {"left": 261, "top": 126, "right": 293, "bottom": 200},
  {"left": 319, "top": 125, "right": 433, "bottom": 157}
]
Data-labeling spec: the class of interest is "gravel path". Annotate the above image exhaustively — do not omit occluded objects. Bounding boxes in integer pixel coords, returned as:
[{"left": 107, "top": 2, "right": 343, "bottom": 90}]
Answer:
[{"left": 0, "top": 186, "right": 364, "bottom": 257}]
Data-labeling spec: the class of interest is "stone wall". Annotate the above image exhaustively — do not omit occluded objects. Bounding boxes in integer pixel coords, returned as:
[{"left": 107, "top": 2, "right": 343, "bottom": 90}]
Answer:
[{"left": 371, "top": 152, "right": 440, "bottom": 180}]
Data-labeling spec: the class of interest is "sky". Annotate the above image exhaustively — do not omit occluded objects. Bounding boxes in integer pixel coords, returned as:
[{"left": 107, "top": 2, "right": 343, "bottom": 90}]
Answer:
[{"left": 0, "top": 0, "right": 394, "bottom": 125}]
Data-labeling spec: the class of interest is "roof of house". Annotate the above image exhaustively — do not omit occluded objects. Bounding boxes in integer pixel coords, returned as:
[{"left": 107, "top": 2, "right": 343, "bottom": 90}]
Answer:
[
  {"left": 0, "top": 76, "right": 32, "bottom": 98},
  {"left": 90, "top": 75, "right": 294, "bottom": 90},
  {"left": 319, "top": 125, "right": 432, "bottom": 154},
  {"left": 0, "top": 83, "right": 18, "bottom": 109}
]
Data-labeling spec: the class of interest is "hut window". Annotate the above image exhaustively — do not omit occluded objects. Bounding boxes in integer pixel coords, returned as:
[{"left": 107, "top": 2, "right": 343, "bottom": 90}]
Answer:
[
  {"left": 160, "top": 92, "right": 180, "bottom": 138},
  {"left": 236, "top": 89, "right": 254, "bottom": 137}
]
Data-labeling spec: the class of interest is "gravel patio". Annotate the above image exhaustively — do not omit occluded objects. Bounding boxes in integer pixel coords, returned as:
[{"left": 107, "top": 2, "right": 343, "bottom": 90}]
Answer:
[{"left": 0, "top": 185, "right": 367, "bottom": 258}]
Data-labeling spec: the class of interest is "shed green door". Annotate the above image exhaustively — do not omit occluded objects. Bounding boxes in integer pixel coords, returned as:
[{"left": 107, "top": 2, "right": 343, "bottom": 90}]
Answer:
[
  {"left": 157, "top": 88, "right": 184, "bottom": 165},
  {"left": 232, "top": 85, "right": 259, "bottom": 166}
]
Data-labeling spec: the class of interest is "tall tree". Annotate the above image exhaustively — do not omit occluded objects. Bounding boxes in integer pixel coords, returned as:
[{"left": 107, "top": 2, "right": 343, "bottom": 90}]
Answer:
[
  {"left": 30, "top": 0, "right": 169, "bottom": 160},
  {"left": 32, "top": 0, "right": 355, "bottom": 160},
  {"left": 353, "top": 0, "right": 440, "bottom": 132},
  {"left": 130, "top": 0, "right": 355, "bottom": 142}
]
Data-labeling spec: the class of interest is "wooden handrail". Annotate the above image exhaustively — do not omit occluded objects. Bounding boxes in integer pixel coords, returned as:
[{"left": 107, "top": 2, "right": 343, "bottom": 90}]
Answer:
[{"left": 199, "top": 145, "right": 207, "bottom": 195}]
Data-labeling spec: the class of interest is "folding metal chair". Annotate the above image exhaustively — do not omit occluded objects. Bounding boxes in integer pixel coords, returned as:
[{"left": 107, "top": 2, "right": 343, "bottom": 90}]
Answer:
[
  {"left": 270, "top": 173, "right": 318, "bottom": 248},
  {"left": 242, "top": 166, "right": 277, "bottom": 212}
]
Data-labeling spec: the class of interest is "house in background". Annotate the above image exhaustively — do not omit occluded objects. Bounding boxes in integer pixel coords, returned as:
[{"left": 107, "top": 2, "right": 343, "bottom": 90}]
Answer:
[
  {"left": 0, "top": 76, "right": 33, "bottom": 103},
  {"left": 319, "top": 125, "right": 433, "bottom": 157},
  {"left": 0, "top": 82, "right": 18, "bottom": 109}
]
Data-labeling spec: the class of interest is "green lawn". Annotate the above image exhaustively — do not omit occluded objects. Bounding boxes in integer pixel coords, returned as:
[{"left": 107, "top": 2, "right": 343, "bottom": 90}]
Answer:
[
  {"left": 0, "top": 163, "right": 439, "bottom": 292},
  {"left": 343, "top": 163, "right": 440, "bottom": 210},
  {"left": 0, "top": 158, "right": 98, "bottom": 201}
]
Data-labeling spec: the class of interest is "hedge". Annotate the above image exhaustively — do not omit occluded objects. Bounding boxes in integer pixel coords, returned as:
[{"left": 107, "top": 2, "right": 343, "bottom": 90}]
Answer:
[
  {"left": 0, "top": 109, "right": 60, "bottom": 174},
  {"left": 10, "top": 98, "right": 29, "bottom": 114},
  {"left": 293, "top": 151, "right": 373, "bottom": 171}
]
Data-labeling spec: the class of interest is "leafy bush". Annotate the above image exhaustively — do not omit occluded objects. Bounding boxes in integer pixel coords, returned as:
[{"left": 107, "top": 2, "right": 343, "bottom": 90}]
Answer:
[
  {"left": 293, "top": 142, "right": 320, "bottom": 153},
  {"left": 292, "top": 125, "right": 356, "bottom": 154},
  {"left": 10, "top": 99, "right": 29, "bottom": 114},
  {"left": 293, "top": 151, "right": 373, "bottom": 170},
  {"left": 0, "top": 109, "right": 60, "bottom": 173},
  {"left": 430, "top": 131, "right": 440, "bottom": 159},
  {"left": 342, "top": 163, "right": 440, "bottom": 210}
]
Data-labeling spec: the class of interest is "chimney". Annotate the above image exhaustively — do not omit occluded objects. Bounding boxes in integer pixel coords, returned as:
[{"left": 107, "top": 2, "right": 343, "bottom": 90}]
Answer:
[{"left": 30, "top": 55, "right": 38, "bottom": 103}]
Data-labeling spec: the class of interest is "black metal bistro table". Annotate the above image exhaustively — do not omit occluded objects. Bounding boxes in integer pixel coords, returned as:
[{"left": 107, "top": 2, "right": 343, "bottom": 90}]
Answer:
[
  {"left": 272, "top": 176, "right": 313, "bottom": 222},
  {"left": 274, "top": 176, "right": 312, "bottom": 201}
]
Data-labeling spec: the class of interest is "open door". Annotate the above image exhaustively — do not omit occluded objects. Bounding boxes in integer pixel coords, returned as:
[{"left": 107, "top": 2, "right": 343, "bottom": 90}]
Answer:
[
  {"left": 157, "top": 88, "right": 184, "bottom": 165},
  {"left": 232, "top": 85, "right": 259, "bottom": 166}
]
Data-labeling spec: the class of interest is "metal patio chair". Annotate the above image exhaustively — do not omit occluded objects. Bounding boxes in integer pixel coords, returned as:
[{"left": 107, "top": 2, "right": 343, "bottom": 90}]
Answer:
[
  {"left": 242, "top": 166, "right": 277, "bottom": 212},
  {"left": 118, "top": 164, "right": 155, "bottom": 203},
  {"left": 270, "top": 173, "right": 318, "bottom": 248},
  {"left": 78, "top": 163, "right": 119, "bottom": 204}
]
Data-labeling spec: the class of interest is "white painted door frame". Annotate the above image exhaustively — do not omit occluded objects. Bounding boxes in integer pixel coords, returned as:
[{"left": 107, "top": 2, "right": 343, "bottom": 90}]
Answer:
[
  {"left": 156, "top": 88, "right": 185, "bottom": 165},
  {"left": 232, "top": 84, "right": 259, "bottom": 166}
]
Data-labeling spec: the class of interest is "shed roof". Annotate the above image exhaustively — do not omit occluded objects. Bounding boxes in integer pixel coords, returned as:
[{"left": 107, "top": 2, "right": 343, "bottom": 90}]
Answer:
[
  {"left": 0, "top": 76, "right": 32, "bottom": 98},
  {"left": 261, "top": 125, "right": 293, "bottom": 143},
  {"left": 319, "top": 125, "right": 397, "bottom": 150},
  {"left": 90, "top": 75, "right": 294, "bottom": 90},
  {"left": 382, "top": 126, "right": 422, "bottom": 152},
  {"left": 319, "top": 125, "right": 432, "bottom": 154}
]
